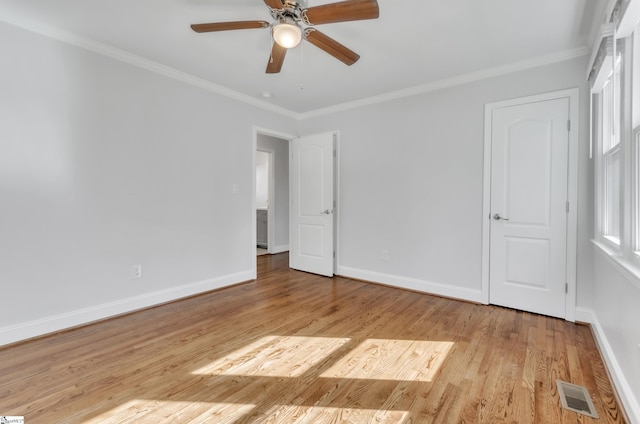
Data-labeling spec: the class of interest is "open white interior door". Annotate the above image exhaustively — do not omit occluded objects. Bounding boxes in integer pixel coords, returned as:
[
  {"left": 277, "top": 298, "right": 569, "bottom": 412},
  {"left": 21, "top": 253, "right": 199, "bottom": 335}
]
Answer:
[{"left": 290, "top": 132, "right": 335, "bottom": 277}]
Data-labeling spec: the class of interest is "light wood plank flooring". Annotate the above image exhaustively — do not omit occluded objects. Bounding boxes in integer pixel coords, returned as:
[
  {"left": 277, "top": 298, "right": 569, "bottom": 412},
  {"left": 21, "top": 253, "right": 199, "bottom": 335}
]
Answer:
[{"left": 0, "top": 253, "right": 625, "bottom": 423}]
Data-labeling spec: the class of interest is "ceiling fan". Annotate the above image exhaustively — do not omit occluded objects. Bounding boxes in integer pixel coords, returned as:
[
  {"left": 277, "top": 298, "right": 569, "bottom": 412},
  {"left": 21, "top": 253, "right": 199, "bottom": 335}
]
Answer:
[{"left": 190, "top": 0, "right": 379, "bottom": 74}]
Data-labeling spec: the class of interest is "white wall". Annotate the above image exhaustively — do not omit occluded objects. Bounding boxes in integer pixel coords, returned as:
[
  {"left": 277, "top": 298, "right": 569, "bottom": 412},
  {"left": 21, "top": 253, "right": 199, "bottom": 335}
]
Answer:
[
  {"left": 589, "top": 248, "right": 640, "bottom": 420},
  {"left": 256, "top": 151, "right": 269, "bottom": 209},
  {"left": 0, "top": 21, "right": 297, "bottom": 345},
  {"left": 300, "top": 56, "right": 594, "bottom": 305},
  {"left": 257, "top": 134, "right": 289, "bottom": 253}
]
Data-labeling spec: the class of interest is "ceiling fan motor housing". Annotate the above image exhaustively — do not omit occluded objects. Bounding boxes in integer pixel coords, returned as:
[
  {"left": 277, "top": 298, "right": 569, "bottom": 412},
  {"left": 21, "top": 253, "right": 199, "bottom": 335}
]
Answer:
[
  {"left": 283, "top": 0, "right": 308, "bottom": 10},
  {"left": 270, "top": 0, "right": 306, "bottom": 24}
]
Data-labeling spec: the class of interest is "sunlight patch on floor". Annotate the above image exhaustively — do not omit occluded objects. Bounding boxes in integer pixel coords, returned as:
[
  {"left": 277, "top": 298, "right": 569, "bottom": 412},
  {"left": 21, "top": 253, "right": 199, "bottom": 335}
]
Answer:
[
  {"left": 321, "top": 339, "right": 454, "bottom": 382},
  {"left": 192, "top": 335, "right": 352, "bottom": 378},
  {"left": 83, "top": 400, "right": 256, "bottom": 424},
  {"left": 262, "top": 405, "right": 410, "bottom": 423}
]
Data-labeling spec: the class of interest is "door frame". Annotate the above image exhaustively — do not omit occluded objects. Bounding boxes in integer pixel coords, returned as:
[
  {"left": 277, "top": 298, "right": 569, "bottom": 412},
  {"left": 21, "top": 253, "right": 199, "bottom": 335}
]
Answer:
[
  {"left": 252, "top": 126, "right": 296, "bottom": 279},
  {"left": 480, "top": 88, "right": 579, "bottom": 322}
]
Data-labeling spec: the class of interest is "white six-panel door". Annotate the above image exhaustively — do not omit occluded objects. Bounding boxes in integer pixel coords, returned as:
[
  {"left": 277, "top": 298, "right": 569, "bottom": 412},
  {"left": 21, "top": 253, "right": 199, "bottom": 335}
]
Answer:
[
  {"left": 488, "top": 97, "right": 570, "bottom": 319},
  {"left": 289, "top": 132, "right": 335, "bottom": 277}
]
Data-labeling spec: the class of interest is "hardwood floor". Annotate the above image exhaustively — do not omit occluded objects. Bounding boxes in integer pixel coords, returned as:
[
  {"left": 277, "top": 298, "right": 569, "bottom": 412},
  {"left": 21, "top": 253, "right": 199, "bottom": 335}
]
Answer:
[{"left": 0, "top": 253, "right": 625, "bottom": 423}]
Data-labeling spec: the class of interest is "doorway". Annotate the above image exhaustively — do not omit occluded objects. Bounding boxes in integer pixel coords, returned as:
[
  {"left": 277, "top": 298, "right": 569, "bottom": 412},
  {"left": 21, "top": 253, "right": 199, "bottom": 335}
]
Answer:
[
  {"left": 253, "top": 128, "right": 294, "bottom": 278},
  {"left": 256, "top": 149, "right": 271, "bottom": 256},
  {"left": 481, "top": 89, "right": 579, "bottom": 321}
]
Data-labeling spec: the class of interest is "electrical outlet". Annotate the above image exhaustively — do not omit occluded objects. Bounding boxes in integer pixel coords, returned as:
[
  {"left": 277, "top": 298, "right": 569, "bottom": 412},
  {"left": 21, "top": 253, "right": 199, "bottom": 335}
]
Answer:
[
  {"left": 381, "top": 250, "right": 389, "bottom": 261},
  {"left": 133, "top": 264, "right": 142, "bottom": 279},
  {"left": 232, "top": 184, "right": 240, "bottom": 195}
]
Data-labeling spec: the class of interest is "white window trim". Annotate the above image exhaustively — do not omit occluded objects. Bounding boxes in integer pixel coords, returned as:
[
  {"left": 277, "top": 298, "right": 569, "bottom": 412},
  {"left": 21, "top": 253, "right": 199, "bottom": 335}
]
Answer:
[
  {"left": 592, "top": 238, "right": 640, "bottom": 291},
  {"left": 592, "top": 21, "right": 640, "bottom": 275},
  {"left": 603, "top": 141, "right": 621, "bottom": 245},
  {"left": 619, "top": 36, "right": 635, "bottom": 263},
  {"left": 594, "top": 84, "right": 623, "bottom": 252},
  {"left": 631, "top": 24, "right": 640, "bottom": 265},
  {"left": 594, "top": 40, "right": 625, "bottom": 251},
  {"left": 630, "top": 126, "right": 640, "bottom": 265}
]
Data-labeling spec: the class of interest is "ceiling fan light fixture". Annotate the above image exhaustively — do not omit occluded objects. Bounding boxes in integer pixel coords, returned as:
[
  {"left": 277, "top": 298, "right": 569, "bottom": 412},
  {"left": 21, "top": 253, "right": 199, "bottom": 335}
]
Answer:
[{"left": 272, "top": 22, "right": 302, "bottom": 48}]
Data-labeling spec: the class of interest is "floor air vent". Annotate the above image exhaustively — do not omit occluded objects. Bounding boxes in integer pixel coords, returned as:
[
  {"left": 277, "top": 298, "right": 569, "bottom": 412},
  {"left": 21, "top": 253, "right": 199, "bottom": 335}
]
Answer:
[{"left": 556, "top": 380, "right": 599, "bottom": 418}]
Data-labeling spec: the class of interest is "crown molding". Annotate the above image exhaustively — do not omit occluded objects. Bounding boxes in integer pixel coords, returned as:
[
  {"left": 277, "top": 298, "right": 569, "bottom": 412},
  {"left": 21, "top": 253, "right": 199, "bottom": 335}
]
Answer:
[
  {"left": 2, "top": 14, "right": 589, "bottom": 122},
  {"left": 298, "top": 46, "right": 590, "bottom": 120},
  {"left": 0, "top": 15, "right": 300, "bottom": 119}
]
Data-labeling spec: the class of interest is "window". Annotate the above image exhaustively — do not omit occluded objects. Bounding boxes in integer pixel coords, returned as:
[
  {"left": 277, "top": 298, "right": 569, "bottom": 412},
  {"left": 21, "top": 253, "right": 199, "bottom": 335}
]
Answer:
[
  {"left": 590, "top": 0, "right": 640, "bottom": 269},
  {"left": 634, "top": 126, "right": 640, "bottom": 254},
  {"left": 632, "top": 25, "right": 640, "bottom": 257},
  {"left": 593, "top": 41, "right": 624, "bottom": 249},
  {"left": 602, "top": 57, "right": 622, "bottom": 244}
]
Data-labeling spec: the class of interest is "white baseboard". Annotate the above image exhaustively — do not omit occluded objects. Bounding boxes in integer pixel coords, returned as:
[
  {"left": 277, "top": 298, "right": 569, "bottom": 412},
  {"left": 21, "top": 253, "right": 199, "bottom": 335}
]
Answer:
[
  {"left": 272, "top": 244, "right": 289, "bottom": 254},
  {"left": 575, "top": 307, "right": 640, "bottom": 423},
  {"left": 336, "top": 266, "right": 483, "bottom": 303},
  {"left": 0, "top": 270, "right": 253, "bottom": 347}
]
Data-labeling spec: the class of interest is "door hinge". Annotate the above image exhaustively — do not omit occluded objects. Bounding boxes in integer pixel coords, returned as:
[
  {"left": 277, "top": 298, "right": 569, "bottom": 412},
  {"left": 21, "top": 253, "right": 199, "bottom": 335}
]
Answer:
[
  {"left": 565, "top": 283, "right": 568, "bottom": 294},
  {"left": 566, "top": 201, "right": 569, "bottom": 213},
  {"left": 567, "top": 120, "right": 571, "bottom": 131}
]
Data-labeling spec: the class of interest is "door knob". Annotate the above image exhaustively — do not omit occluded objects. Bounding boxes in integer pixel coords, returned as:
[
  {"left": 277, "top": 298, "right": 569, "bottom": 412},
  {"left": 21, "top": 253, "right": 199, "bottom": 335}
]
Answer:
[
  {"left": 321, "top": 209, "right": 333, "bottom": 215},
  {"left": 493, "top": 213, "right": 509, "bottom": 221}
]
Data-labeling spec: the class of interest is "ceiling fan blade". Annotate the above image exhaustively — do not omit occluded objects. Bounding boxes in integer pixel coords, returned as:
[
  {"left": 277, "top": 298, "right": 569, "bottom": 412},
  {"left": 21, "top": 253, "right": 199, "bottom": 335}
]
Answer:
[
  {"left": 191, "top": 21, "right": 270, "bottom": 33},
  {"left": 266, "top": 42, "right": 287, "bottom": 73},
  {"left": 304, "top": 29, "right": 360, "bottom": 66},
  {"left": 264, "top": 0, "right": 284, "bottom": 9},
  {"left": 304, "top": 0, "right": 379, "bottom": 25}
]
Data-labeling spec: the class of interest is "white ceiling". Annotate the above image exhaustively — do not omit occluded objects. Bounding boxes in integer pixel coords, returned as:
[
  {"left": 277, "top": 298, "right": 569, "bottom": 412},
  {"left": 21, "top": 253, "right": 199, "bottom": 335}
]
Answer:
[{"left": 0, "top": 0, "right": 606, "bottom": 115}]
